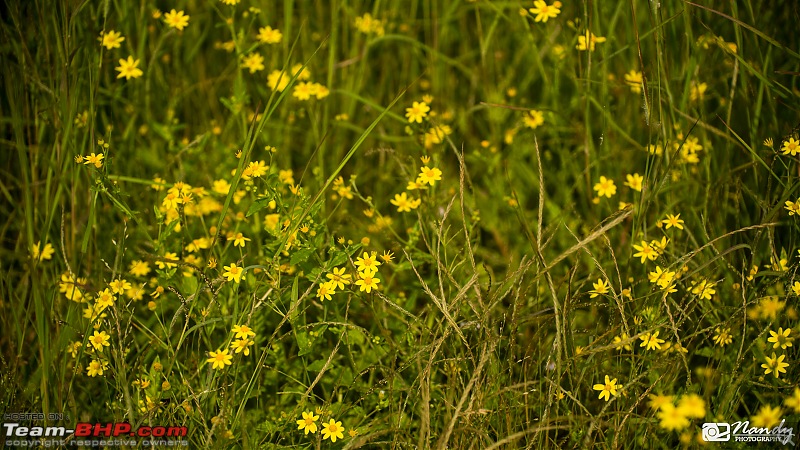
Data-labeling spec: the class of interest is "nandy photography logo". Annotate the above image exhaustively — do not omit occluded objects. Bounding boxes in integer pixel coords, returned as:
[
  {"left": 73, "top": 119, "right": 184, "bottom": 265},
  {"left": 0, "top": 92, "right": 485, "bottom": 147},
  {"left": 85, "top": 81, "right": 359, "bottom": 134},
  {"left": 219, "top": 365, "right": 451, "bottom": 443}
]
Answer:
[{"left": 702, "top": 420, "right": 796, "bottom": 445}]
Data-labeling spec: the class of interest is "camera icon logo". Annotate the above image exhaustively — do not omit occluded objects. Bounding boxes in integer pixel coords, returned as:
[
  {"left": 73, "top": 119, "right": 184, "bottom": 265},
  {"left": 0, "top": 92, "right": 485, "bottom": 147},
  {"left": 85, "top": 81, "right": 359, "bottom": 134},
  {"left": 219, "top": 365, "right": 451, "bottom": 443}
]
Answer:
[{"left": 702, "top": 423, "right": 731, "bottom": 442}]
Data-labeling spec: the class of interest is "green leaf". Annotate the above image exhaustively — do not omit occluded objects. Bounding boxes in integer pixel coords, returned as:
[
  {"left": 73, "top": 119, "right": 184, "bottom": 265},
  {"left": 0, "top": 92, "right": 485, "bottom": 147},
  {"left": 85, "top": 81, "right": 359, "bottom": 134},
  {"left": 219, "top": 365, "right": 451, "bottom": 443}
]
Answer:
[
  {"left": 149, "top": 356, "right": 162, "bottom": 380},
  {"left": 306, "top": 359, "right": 326, "bottom": 372},
  {"left": 328, "top": 251, "right": 349, "bottom": 268},
  {"left": 246, "top": 195, "right": 274, "bottom": 217},
  {"left": 298, "top": 325, "right": 327, "bottom": 356},
  {"left": 347, "top": 243, "right": 364, "bottom": 256},
  {"left": 220, "top": 96, "right": 241, "bottom": 115},
  {"left": 290, "top": 248, "right": 315, "bottom": 265},
  {"left": 347, "top": 328, "right": 365, "bottom": 345},
  {"left": 295, "top": 331, "right": 311, "bottom": 355},
  {"left": 181, "top": 276, "right": 198, "bottom": 295},
  {"left": 695, "top": 347, "right": 716, "bottom": 358},
  {"left": 288, "top": 276, "right": 300, "bottom": 325},
  {"left": 257, "top": 420, "right": 277, "bottom": 434}
]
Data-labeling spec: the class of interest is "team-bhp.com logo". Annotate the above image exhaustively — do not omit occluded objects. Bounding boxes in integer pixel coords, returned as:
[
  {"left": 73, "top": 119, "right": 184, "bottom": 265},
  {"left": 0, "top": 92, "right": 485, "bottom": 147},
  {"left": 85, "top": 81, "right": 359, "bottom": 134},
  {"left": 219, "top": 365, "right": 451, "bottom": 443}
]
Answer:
[
  {"left": 3, "top": 422, "right": 188, "bottom": 447},
  {"left": 702, "top": 420, "right": 796, "bottom": 445},
  {"left": 5, "top": 422, "right": 187, "bottom": 437}
]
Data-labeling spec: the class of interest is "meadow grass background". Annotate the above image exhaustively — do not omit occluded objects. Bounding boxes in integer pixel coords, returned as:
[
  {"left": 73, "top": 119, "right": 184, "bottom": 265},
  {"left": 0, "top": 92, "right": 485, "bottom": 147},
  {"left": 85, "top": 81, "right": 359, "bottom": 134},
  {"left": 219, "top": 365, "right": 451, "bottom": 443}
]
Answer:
[{"left": 1, "top": 0, "right": 800, "bottom": 448}]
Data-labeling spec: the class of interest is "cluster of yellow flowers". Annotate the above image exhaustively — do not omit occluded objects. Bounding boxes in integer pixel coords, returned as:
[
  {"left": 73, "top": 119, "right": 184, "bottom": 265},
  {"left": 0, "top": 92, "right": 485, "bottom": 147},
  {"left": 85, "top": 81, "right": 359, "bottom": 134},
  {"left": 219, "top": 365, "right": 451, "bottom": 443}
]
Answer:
[
  {"left": 652, "top": 391, "right": 795, "bottom": 439},
  {"left": 647, "top": 266, "right": 678, "bottom": 293},
  {"left": 60, "top": 272, "right": 151, "bottom": 377},
  {"left": 332, "top": 176, "right": 354, "bottom": 200},
  {"left": 405, "top": 101, "right": 430, "bottom": 123},
  {"left": 296, "top": 410, "right": 346, "bottom": 442},
  {"left": 651, "top": 393, "right": 706, "bottom": 431},
  {"left": 697, "top": 33, "right": 738, "bottom": 53},
  {"left": 98, "top": 28, "right": 143, "bottom": 80},
  {"left": 159, "top": 181, "right": 223, "bottom": 230},
  {"left": 592, "top": 174, "right": 646, "bottom": 202},
  {"left": 689, "top": 81, "right": 708, "bottom": 102},
  {"left": 30, "top": 241, "right": 54, "bottom": 262},
  {"left": 256, "top": 25, "right": 282, "bottom": 44},
  {"left": 761, "top": 327, "right": 793, "bottom": 379},
  {"left": 75, "top": 140, "right": 113, "bottom": 169},
  {"left": 85, "top": 330, "right": 112, "bottom": 377},
  {"left": 242, "top": 160, "right": 269, "bottom": 180},
  {"left": 307, "top": 244, "right": 397, "bottom": 302},
  {"left": 609, "top": 328, "right": 687, "bottom": 354},
  {"left": 315, "top": 266, "right": 348, "bottom": 301},
  {"left": 206, "top": 324, "right": 256, "bottom": 370},
  {"left": 576, "top": 31, "right": 606, "bottom": 52},
  {"left": 354, "top": 252, "right": 382, "bottom": 293},
  {"left": 388, "top": 157, "right": 442, "bottom": 213},
  {"left": 639, "top": 331, "right": 666, "bottom": 351},
  {"left": 523, "top": 110, "right": 544, "bottom": 129},
  {"left": 163, "top": 9, "right": 190, "bottom": 31},
  {"left": 354, "top": 13, "right": 385, "bottom": 36},
  {"left": 631, "top": 238, "right": 667, "bottom": 263},
  {"left": 624, "top": 70, "right": 643, "bottom": 93},
  {"left": 267, "top": 64, "right": 329, "bottom": 99},
  {"left": 673, "top": 133, "right": 705, "bottom": 164},
  {"left": 403, "top": 99, "right": 456, "bottom": 150},
  {"left": 104, "top": 7, "right": 330, "bottom": 109},
  {"left": 423, "top": 124, "right": 453, "bottom": 148},
  {"left": 59, "top": 272, "right": 88, "bottom": 302}
]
